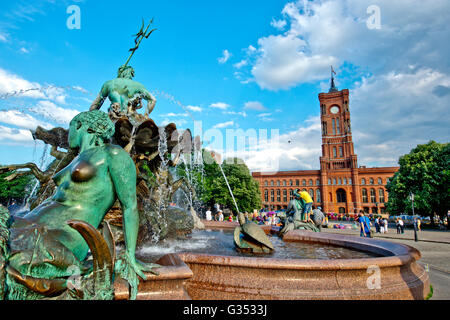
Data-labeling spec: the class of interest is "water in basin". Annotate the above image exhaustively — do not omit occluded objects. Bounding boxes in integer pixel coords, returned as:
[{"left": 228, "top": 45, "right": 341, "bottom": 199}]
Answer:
[{"left": 136, "top": 229, "right": 379, "bottom": 261}]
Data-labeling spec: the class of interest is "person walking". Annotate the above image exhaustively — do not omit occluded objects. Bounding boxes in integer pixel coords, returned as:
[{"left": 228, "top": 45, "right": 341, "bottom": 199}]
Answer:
[
  {"left": 218, "top": 210, "right": 224, "bottom": 222},
  {"left": 375, "top": 217, "right": 380, "bottom": 233},
  {"left": 396, "top": 218, "right": 401, "bottom": 234},
  {"left": 205, "top": 208, "right": 212, "bottom": 221},
  {"left": 358, "top": 211, "right": 372, "bottom": 238},
  {"left": 417, "top": 218, "right": 421, "bottom": 231},
  {"left": 379, "top": 218, "right": 385, "bottom": 234},
  {"left": 398, "top": 218, "right": 404, "bottom": 234},
  {"left": 384, "top": 218, "right": 389, "bottom": 233}
]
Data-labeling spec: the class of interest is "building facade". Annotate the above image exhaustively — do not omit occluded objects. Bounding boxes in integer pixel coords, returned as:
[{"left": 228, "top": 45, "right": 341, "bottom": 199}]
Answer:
[{"left": 252, "top": 82, "right": 399, "bottom": 215}]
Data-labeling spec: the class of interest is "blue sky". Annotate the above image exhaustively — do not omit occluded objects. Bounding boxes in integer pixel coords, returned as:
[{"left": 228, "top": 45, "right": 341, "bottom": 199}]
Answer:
[{"left": 0, "top": 0, "right": 449, "bottom": 172}]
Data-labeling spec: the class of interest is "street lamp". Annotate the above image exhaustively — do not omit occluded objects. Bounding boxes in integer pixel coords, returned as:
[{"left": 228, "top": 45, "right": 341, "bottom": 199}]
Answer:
[{"left": 409, "top": 192, "right": 418, "bottom": 242}]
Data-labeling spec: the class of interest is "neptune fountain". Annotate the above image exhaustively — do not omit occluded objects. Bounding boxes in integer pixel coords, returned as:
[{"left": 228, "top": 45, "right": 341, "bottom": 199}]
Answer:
[{"left": 0, "top": 20, "right": 431, "bottom": 300}]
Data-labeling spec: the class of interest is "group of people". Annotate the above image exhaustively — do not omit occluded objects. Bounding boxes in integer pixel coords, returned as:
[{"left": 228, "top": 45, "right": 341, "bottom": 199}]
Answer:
[
  {"left": 205, "top": 208, "right": 224, "bottom": 222},
  {"left": 374, "top": 217, "right": 390, "bottom": 234},
  {"left": 395, "top": 217, "right": 405, "bottom": 234}
]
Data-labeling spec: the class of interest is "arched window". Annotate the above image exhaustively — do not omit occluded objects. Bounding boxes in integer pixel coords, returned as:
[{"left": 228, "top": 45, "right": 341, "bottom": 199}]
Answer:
[
  {"left": 339, "top": 146, "right": 343, "bottom": 157},
  {"left": 283, "top": 189, "right": 287, "bottom": 202},
  {"left": 333, "top": 147, "right": 337, "bottom": 158},
  {"left": 316, "top": 189, "right": 321, "bottom": 203},
  {"left": 264, "top": 180, "right": 268, "bottom": 187},
  {"left": 379, "top": 189, "right": 385, "bottom": 203},
  {"left": 343, "top": 178, "right": 347, "bottom": 185},
  {"left": 309, "top": 179, "right": 313, "bottom": 186},
  {"left": 338, "top": 178, "right": 342, "bottom": 185},
  {"left": 362, "top": 189, "right": 368, "bottom": 203},
  {"left": 370, "top": 178, "right": 374, "bottom": 185},
  {"left": 316, "top": 179, "right": 320, "bottom": 186},
  {"left": 264, "top": 190, "right": 268, "bottom": 202},
  {"left": 276, "top": 180, "right": 280, "bottom": 186},
  {"left": 289, "top": 189, "right": 293, "bottom": 201},
  {"left": 289, "top": 180, "right": 293, "bottom": 186},
  {"left": 282, "top": 180, "right": 286, "bottom": 186},
  {"left": 302, "top": 179, "right": 306, "bottom": 186},
  {"left": 378, "top": 178, "right": 383, "bottom": 185},
  {"left": 296, "top": 179, "right": 300, "bottom": 186},
  {"left": 270, "top": 180, "right": 274, "bottom": 186},
  {"left": 309, "top": 189, "right": 314, "bottom": 200},
  {"left": 348, "top": 178, "right": 352, "bottom": 185},
  {"left": 276, "top": 190, "right": 281, "bottom": 202},
  {"left": 328, "top": 178, "right": 332, "bottom": 185},
  {"left": 333, "top": 178, "right": 337, "bottom": 185},
  {"left": 270, "top": 190, "right": 274, "bottom": 202},
  {"left": 361, "top": 178, "right": 366, "bottom": 185},
  {"left": 336, "top": 189, "right": 346, "bottom": 203},
  {"left": 370, "top": 188, "right": 376, "bottom": 203}
]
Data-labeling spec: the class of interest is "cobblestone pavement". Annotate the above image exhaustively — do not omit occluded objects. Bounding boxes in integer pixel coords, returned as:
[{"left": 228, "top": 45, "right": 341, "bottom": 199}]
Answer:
[{"left": 322, "top": 226, "right": 450, "bottom": 300}]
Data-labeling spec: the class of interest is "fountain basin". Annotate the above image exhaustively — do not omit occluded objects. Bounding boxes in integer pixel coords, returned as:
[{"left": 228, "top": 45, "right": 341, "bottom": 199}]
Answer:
[
  {"left": 114, "top": 253, "right": 193, "bottom": 300},
  {"left": 173, "top": 222, "right": 430, "bottom": 300}
]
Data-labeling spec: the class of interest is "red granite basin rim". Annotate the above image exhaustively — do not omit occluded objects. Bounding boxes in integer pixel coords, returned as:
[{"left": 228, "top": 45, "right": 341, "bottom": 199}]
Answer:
[{"left": 177, "top": 229, "right": 421, "bottom": 271}]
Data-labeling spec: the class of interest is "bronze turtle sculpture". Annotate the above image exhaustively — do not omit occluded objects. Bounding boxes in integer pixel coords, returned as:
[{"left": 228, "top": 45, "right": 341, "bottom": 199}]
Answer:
[{"left": 234, "top": 212, "right": 274, "bottom": 254}]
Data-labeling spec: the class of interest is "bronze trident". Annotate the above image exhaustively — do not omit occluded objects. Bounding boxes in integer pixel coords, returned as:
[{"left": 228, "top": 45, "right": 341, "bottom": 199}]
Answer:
[{"left": 123, "top": 18, "right": 157, "bottom": 67}]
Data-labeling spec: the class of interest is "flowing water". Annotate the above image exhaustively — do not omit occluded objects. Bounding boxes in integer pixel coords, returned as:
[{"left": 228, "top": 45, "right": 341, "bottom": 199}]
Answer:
[{"left": 137, "top": 229, "right": 380, "bottom": 261}]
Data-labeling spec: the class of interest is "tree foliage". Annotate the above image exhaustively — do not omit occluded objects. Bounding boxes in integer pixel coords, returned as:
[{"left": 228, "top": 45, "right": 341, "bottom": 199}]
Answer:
[
  {"left": 386, "top": 141, "right": 450, "bottom": 223},
  {"left": 0, "top": 170, "right": 34, "bottom": 204},
  {"left": 179, "top": 151, "right": 261, "bottom": 214}
]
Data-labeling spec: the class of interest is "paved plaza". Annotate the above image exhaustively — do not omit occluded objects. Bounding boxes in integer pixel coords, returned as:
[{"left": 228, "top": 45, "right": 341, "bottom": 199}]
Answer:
[{"left": 322, "top": 226, "right": 450, "bottom": 300}]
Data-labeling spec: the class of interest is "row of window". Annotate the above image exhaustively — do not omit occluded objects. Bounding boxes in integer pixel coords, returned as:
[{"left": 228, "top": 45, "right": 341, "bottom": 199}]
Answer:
[
  {"left": 327, "top": 177, "right": 387, "bottom": 186},
  {"left": 263, "top": 177, "right": 388, "bottom": 188},
  {"left": 263, "top": 188, "right": 385, "bottom": 204},
  {"left": 361, "top": 188, "right": 385, "bottom": 203},
  {"left": 264, "top": 189, "right": 321, "bottom": 203},
  {"left": 264, "top": 179, "right": 320, "bottom": 187}
]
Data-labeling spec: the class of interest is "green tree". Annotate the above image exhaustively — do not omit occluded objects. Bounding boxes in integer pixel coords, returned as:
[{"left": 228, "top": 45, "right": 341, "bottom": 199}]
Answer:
[
  {"left": 183, "top": 151, "right": 261, "bottom": 214},
  {"left": 0, "top": 170, "right": 33, "bottom": 205},
  {"left": 386, "top": 141, "right": 450, "bottom": 227}
]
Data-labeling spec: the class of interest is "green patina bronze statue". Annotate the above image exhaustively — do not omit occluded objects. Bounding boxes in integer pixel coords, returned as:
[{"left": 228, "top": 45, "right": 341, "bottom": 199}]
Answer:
[
  {"left": 90, "top": 19, "right": 157, "bottom": 121},
  {"left": 0, "top": 110, "right": 159, "bottom": 300},
  {"left": 90, "top": 65, "right": 157, "bottom": 120},
  {"left": 279, "top": 189, "right": 319, "bottom": 237}
]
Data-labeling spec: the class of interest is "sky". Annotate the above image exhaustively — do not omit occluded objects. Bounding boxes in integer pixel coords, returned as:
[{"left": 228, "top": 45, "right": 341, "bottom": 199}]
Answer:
[{"left": 0, "top": 0, "right": 449, "bottom": 172}]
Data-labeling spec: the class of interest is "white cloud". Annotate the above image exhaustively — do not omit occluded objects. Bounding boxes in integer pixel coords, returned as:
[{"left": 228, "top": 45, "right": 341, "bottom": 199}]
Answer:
[
  {"left": 218, "top": 49, "right": 232, "bottom": 64},
  {"left": 29, "top": 100, "right": 80, "bottom": 125},
  {"left": 0, "top": 110, "right": 52, "bottom": 130},
  {"left": 233, "top": 60, "right": 248, "bottom": 69},
  {"left": 160, "top": 112, "right": 188, "bottom": 117},
  {"left": 0, "top": 33, "right": 7, "bottom": 42},
  {"left": 213, "top": 121, "right": 234, "bottom": 129},
  {"left": 0, "top": 68, "right": 46, "bottom": 99},
  {"left": 223, "top": 116, "right": 322, "bottom": 172},
  {"left": 270, "top": 18, "right": 287, "bottom": 30},
  {"left": 0, "top": 68, "right": 68, "bottom": 103},
  {"left": 19, "top": 47, "right": 30, "bottom": 54},
  {"left": 0, "top": 125, "right": 35, "bottom": 146},
  {"left": 251, "top": 34, "right": 337, "bottom": 90},
  {"left": 210, "top": 102, "right": 230, "bottom": 110},
  {"left": 186, "top": 105, "right": 202, "bottom": 112},
  {"left": 224, "top": 111, "right": 247, "bottom": 117},
  {"left": 243, "top": 0, "right": 450, "bottom": 90},
  {"left": 351, "top": 67, "right": 450, "bottom": 167},
  {"left": 244, "top": 101, "right": 267, "bottom": 111}
]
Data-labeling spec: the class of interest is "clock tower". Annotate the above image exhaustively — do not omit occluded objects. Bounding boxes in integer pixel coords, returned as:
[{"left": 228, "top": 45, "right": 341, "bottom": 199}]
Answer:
[{"left": 318, "top": 71, "right": 360, "bottom": 213}]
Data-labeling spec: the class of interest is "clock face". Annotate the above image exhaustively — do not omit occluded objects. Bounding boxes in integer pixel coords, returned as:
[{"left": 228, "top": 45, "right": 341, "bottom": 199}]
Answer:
[{"left": 330, "top": 106, "right": 340, "bottom": 114}]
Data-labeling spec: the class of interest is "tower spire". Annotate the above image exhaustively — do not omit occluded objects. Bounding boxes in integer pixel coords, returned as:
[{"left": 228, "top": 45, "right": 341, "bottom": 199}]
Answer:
[{"left": 329, "top": 66, "right": 338, "bottom": 93}]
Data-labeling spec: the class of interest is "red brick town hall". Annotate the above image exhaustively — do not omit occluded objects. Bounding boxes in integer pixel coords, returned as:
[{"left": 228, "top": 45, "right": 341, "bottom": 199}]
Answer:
[{"left": 252, "top": 80, "right": 398, "bottom": 215}]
